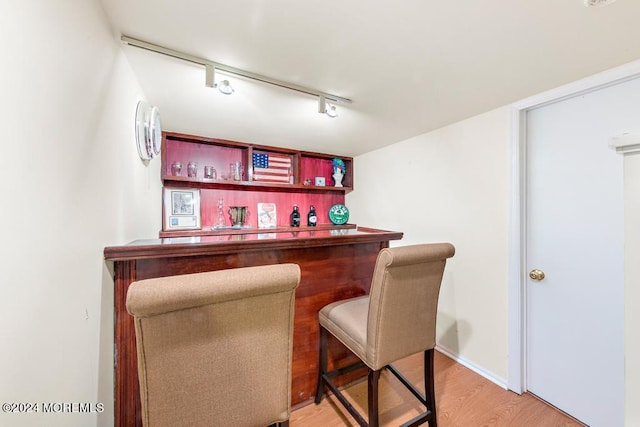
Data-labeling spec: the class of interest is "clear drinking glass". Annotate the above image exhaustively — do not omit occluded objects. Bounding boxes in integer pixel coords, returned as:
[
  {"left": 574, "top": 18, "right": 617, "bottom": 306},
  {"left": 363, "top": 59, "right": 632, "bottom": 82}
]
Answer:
[
  {"left": 171, "top": 161, "right": 182, "bottom": 176},
  {"left": 204, "top": 165, "right": 216, "bottom": 179},
  {"left": 187, "top": 161, "right": 197, "bottom": 178},
  {"left": 229, "top": 162, "right": 242, "bottom": 181}
]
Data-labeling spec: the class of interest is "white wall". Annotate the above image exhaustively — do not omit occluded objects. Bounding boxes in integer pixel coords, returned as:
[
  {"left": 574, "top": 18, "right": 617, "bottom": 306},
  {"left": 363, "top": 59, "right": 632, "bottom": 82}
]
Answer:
[
  {"left": 0, "top": 1, "right": 160, "bottom": 426},
  {"left": 348, "top": 107, "right": 511, "bottom": 383},
  {"left": 349, "top": 88, "right": 640, "bottom": 425},
  {"left": 624, "top": 151, "right": 640, "bottom": 426}
]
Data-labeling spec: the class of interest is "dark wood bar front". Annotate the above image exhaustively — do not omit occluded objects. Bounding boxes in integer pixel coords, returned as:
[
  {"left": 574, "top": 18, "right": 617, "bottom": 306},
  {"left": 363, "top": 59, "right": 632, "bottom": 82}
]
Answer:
[{"left": 104, "top": 226, "right": 402, "bottom": 427}]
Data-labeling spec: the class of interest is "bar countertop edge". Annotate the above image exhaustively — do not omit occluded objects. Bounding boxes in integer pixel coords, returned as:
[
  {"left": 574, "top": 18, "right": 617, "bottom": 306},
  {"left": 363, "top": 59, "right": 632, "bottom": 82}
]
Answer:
[{"left": 104, "top": 226, "right": 403, "bottom": 261}]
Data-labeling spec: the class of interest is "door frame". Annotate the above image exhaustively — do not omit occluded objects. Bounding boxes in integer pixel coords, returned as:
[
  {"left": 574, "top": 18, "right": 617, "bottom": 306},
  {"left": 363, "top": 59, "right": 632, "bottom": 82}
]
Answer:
[{"left": 507, "top": 60, "right": 640, "bottom": 393}]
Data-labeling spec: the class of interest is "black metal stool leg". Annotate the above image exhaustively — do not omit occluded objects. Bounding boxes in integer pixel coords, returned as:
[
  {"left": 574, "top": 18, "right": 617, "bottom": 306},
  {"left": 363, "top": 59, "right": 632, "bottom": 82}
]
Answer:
[
  {"left": 424, "top": 349, "right": 437, "bottom": 427},
  {"left": 314, "top": 326, "right": 328, "bottom": 404},
  {"left": 368, "top": 369, "right": 381, "bottom": 427}
]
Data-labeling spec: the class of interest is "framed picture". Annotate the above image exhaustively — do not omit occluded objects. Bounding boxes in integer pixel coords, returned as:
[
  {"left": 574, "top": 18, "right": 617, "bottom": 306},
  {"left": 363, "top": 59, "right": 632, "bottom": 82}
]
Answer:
[
  {"left": 257, "top": 202, "right": 277, "bottom": 228},
  {"left": 163, "top": 188, "right": 201, "bottom": 231},
  {"left": 314, "top": 177, "right": 326, "bottom": 186}
]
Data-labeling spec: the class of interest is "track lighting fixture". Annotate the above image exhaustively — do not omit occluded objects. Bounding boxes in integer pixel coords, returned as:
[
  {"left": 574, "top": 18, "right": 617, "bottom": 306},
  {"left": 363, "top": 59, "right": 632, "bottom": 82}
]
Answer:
[
  {"left": 122, "top": 36, "right": 352, "bottom": 116},
  {"left": 205, "top": 65, "right": 234, "bottom": 95},
  {"left": 318, "top": 95, "right": 338, "bottom": 118},
  {"left": 217, "top": 80, "right": 234, "bottom": 95}
]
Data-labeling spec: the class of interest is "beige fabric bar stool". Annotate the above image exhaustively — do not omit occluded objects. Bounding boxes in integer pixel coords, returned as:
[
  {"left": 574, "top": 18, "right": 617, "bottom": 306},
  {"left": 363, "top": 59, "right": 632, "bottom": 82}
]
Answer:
[
  {"left": 314, "top": 243, "right": 455, "bottom": 427},
  {"left": 126, "top": 263, "right": 301, "bottom": 427}
]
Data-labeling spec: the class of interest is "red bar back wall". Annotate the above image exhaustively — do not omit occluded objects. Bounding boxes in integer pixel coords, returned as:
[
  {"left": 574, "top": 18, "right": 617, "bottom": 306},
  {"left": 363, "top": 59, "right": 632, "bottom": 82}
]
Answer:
[{"left": 200, "top": 189, "right": 346, "bottom": 228}]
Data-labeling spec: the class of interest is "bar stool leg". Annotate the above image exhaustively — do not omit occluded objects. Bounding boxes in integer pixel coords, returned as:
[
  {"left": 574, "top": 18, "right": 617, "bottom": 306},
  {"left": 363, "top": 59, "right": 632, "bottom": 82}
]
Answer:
[
  {"left": 368, "top": 369, "right": 381, "bottom": 427},
  {"left": 424, "top": 349, "right": 437, "bottom": 427},
  {"left": 314, "top": 326, "right": 328, "bottom": 404}
]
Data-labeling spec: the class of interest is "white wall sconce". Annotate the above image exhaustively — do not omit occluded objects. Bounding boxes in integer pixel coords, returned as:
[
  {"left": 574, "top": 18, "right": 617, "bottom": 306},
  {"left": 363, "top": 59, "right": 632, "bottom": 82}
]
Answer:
[
  {"left": 135, "top": 100, "right": 162, "bottom": 161},
  {"left": 123, "top": 35, "right": 351, "bottom": 115}
]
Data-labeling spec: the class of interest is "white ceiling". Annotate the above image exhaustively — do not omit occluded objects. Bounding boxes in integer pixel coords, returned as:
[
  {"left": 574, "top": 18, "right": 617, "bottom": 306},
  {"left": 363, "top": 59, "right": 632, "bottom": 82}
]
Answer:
[{"left": 101, "top": 0, "right": 640, "bottom": 156}]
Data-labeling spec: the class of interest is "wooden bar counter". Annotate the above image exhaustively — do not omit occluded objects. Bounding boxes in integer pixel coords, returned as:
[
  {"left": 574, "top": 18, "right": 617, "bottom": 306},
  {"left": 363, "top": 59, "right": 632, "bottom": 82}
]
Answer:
[{"left": 104, "top": 225, "right": 403, "bottom": 427}]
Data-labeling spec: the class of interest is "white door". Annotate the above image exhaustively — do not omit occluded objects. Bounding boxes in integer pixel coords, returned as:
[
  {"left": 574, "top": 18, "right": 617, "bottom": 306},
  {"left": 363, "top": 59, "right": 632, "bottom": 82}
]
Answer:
[{"left": 525, "top": 77, "right": 636, "bottom": 426}]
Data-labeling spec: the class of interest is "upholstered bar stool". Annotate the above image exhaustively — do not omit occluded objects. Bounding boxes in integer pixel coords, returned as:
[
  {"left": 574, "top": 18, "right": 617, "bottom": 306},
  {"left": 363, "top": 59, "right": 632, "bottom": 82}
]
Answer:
[
  {"left": 126, "top": 263, "right": 301, "bottom": 427},
  {"left": 314, "top": 243, "right": 455, "bottom": 427}
]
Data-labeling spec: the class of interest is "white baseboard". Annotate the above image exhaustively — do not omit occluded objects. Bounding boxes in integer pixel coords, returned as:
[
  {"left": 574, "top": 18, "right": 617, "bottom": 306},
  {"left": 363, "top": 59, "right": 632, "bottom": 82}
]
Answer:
[{"left": 435, "top": 345, "right": 509, "bottom": 391}]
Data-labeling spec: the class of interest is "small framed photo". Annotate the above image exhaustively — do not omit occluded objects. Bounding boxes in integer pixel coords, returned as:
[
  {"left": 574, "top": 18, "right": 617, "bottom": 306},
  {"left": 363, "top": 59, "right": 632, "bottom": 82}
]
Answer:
[
  {"left": 163, "top": 188, "right": 201, "bottom": 231},
  {"left": 314, "top": 177, "right": 326, "bottom": 186},
  {"left": 257, "top": 202, "right": 277, "bottom": 229}
]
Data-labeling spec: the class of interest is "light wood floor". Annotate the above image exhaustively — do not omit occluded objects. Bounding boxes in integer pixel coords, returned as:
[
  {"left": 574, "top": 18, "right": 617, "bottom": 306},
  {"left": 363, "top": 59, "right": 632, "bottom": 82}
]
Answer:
[{"left": 290, "top": 350, "right": 583, "bottom": 426}]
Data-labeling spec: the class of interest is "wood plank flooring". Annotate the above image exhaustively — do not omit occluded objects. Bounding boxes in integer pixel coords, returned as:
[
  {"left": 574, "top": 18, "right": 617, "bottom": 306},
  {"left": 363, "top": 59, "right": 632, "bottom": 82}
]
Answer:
[{"left": 290, "top": 350, "right": 583, "bottom": 426}]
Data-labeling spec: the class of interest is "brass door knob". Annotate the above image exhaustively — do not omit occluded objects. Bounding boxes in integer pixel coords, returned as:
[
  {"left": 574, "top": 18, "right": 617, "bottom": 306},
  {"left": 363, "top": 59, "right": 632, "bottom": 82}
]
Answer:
[{"left": 529, "top": 269, "right": 545, "bottom": 281}]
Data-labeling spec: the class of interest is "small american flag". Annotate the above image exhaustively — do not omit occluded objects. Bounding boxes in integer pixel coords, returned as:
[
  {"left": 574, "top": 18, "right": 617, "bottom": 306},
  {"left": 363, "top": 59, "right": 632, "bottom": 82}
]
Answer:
[{"left": 253, "top": 153, "right": 292, "bottom": 183}]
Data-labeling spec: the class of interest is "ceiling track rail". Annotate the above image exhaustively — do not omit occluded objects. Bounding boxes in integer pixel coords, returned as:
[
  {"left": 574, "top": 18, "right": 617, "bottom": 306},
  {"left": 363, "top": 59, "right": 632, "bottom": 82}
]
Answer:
[{"left": 120, "top": 35, "right": 352, "bottom": 105}]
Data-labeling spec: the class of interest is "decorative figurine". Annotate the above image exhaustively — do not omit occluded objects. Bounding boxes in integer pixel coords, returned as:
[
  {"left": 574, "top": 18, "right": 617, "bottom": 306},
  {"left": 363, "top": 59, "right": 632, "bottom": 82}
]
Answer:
[{"left": 332, "top": 158, "right": 345, "bottom": 187}]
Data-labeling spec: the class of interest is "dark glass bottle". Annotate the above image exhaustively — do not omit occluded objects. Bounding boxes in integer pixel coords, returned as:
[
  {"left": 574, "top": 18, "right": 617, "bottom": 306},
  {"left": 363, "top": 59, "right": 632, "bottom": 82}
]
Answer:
[
  {"left": 307, "top": 205, "right": 317, "bottom": 227},
  {"left": 290, "top": 205, "right": 301, "bottom": 227}
]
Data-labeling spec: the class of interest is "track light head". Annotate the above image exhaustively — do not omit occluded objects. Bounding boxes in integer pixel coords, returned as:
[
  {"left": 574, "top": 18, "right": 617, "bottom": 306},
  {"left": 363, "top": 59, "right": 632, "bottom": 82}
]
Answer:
[
  {"left": 318, "top": 95, "right": 338, "bottom": 118},
  {"left": 217, "top": 80, "right": 234, "bottom": 95}
]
